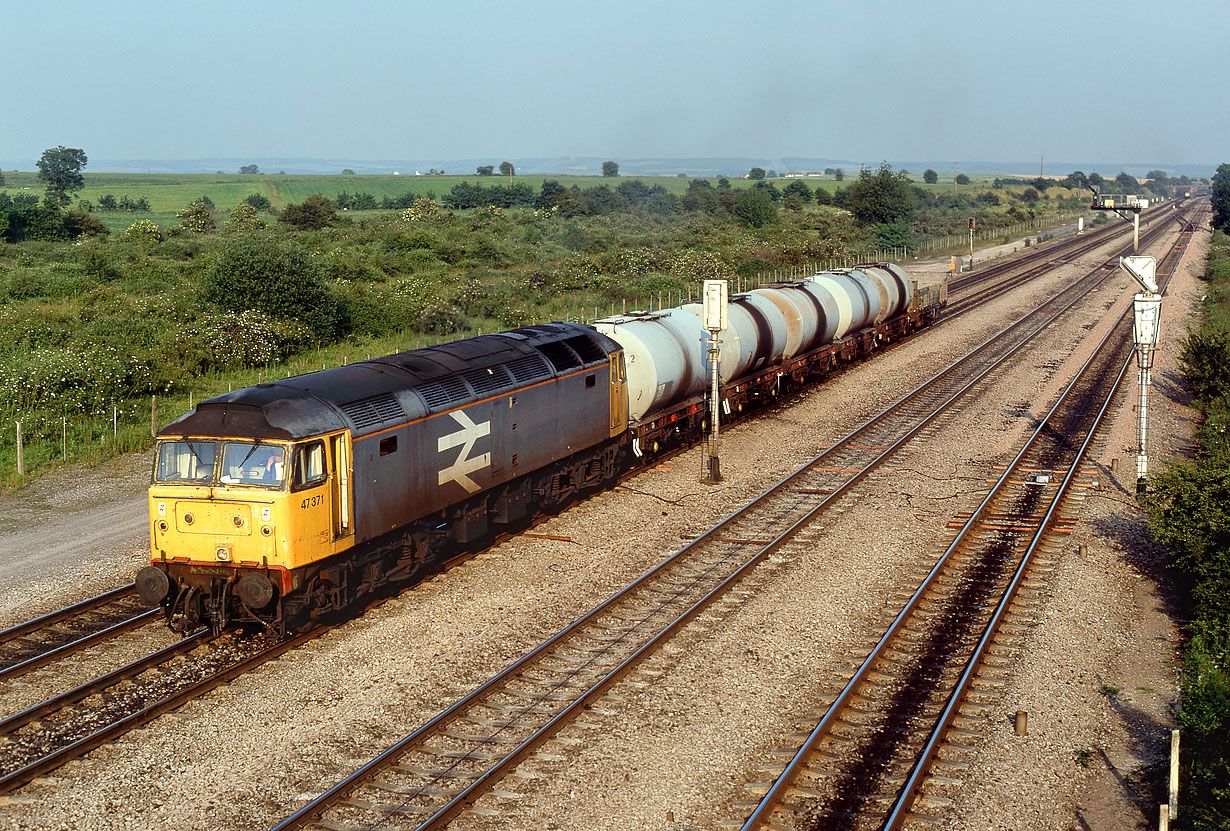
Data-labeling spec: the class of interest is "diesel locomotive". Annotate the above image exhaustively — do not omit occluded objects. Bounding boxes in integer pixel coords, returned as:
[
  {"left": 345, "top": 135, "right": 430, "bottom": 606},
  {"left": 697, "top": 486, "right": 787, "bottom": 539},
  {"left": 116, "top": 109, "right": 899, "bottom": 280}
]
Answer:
[{"left": 137, "top": 264, "right": 946, "bottom": 635}]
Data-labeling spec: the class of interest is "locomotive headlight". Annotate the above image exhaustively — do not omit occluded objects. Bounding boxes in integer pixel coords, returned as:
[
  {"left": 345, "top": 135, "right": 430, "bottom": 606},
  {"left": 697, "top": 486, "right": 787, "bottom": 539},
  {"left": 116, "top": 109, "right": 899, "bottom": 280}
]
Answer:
[
  {"left": 158, "top": 520, "right": 168, "bottom": 533},
  {"left": 260, "top": 525, "right": 273, "bottom": 537},
  {"left": 216, "top": 546, "right": 231, "bottom": 562}
]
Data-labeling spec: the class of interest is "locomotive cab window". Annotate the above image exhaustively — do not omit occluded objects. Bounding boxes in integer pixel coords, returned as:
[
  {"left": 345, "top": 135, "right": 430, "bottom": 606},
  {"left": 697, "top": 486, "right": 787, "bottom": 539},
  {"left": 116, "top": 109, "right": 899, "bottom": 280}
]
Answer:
[
  {"left": 220, "top": 442, "right": 287, "bottom": 488},
  {"left": 293, "top": 441, "right": 328, "bottom": 490},
  {"left": 154, "top": 440, "right": 217, "bottom": 483}
]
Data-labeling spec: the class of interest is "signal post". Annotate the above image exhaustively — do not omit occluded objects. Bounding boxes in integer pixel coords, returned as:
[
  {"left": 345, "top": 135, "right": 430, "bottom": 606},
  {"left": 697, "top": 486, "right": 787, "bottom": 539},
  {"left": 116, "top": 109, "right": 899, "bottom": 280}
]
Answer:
[
  {"left": 701, "top": 279, "right": 728, "bottom": 484},
  {"left": 1120, "top": 255, "right": 1161, "bottom": 494}
]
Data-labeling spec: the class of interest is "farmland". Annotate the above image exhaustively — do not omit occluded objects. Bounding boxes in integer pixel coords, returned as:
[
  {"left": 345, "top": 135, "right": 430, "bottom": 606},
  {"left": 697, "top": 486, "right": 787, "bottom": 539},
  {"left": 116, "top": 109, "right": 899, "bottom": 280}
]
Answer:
[{"left": 0, "top": 165, "right": 1111, "bottom": 485}]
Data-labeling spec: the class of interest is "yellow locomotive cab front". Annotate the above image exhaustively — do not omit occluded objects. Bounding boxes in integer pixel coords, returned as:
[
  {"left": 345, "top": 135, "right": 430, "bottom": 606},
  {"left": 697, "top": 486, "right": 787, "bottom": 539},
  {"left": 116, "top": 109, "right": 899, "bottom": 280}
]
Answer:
[{"left": 142, "top": 432, "right": 354, "bottom": 632}]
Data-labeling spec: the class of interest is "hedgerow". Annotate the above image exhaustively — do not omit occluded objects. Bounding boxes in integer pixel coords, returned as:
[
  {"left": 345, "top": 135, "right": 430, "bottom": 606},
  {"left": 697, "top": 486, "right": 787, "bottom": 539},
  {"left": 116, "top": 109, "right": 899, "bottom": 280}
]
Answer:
[{"left": 1148, "top": 229, "right": 1230, "bottom": 828}]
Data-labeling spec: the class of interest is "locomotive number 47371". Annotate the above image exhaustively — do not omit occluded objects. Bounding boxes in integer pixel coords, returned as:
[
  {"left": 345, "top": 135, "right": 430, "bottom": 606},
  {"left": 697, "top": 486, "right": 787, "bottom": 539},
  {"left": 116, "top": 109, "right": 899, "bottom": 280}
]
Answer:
[{"left": 301, "top": 494, "right": 325, "bottom": 509}]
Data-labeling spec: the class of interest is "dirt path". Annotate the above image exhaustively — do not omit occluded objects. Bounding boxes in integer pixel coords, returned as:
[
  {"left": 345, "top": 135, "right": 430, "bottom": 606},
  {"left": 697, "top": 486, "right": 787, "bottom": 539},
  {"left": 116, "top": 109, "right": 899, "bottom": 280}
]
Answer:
[{"left": 0, "top": 450, "right": 152, "bottom": 624}]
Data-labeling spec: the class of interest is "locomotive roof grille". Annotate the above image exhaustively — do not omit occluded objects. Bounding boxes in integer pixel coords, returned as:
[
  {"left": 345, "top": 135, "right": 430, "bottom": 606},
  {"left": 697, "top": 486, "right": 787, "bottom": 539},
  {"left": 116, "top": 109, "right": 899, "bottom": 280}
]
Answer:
[
  {"left": 462, "top": 364, "right": 513, "bottom": 396},
  {"left": 339, "top": 392, "right": 406, "bottom": 429},
  {"left": 417, "top": 376, "right": 469, "bottom": 410},
  {"left": 534, "top": 340, "right": 582, "bottom": 372},
  {"left": 505, "top": 353, "right": 550, "bottom": 383},
  {"left": 564, "top": 334, "right": 607, "bottom": 364}
]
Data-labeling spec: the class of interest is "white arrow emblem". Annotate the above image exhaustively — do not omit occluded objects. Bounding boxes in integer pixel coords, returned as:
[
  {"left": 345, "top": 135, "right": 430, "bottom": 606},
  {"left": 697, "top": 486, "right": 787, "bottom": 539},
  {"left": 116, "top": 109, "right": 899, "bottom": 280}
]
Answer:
[{"left": 437, "top": 410, "right": 491, "bottom": 493}]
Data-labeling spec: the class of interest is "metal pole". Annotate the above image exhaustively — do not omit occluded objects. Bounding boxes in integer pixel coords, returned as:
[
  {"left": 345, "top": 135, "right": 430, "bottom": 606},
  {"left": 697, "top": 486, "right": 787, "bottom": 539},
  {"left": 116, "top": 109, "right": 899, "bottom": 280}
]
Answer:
[
  {"left": 1134, "top": 212, "right": 1140, "bottom": 254},
  {"left": 1137, "top": 345, "right": 1151, "bottom": 493},
  {"left": 15, "top": 421, "right": 23, "bottom": 476},
  {"left": 703, "top": 331, "right": 722, "bottom": 483}
]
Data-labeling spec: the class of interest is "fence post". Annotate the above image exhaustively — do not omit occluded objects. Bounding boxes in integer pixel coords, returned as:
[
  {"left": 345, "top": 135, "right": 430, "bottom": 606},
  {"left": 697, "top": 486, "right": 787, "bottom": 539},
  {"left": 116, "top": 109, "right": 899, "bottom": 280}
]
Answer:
[
  {"left": 62, "top": 417, "right": 66, "bottom": 461},
  {"left": 1170, "top": 729, "right": 1180, "bottom": 820},
  {"left": 151, "top": 395, "right": 157, "bottom": 437},
  {"left": 113, "top": 405, "right": 117, "bottom": 438},
  {"left": 15, "top": 421, "right": 23, "bottom": 476}
]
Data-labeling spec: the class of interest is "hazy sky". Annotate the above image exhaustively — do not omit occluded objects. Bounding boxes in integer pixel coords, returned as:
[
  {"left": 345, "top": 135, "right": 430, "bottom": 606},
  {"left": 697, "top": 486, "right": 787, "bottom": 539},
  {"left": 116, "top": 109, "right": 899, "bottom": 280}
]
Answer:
[{"left": 4, "top": 0, "right": 1227, "bottom": 167}]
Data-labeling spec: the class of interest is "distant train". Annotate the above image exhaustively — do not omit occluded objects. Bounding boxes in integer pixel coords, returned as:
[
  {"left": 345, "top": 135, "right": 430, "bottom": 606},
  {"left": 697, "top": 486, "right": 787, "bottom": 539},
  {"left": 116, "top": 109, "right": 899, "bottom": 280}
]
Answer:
[{"left": 137, "top": 264, "right": 947, "bottom": 635}]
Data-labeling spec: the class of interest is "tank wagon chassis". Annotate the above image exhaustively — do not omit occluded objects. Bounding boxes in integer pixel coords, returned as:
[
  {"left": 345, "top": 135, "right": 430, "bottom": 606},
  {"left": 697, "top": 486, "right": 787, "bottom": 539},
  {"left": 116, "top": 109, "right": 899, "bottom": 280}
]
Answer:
[{"left": 139, "top": 264, "right": 945, "bottom": 636}]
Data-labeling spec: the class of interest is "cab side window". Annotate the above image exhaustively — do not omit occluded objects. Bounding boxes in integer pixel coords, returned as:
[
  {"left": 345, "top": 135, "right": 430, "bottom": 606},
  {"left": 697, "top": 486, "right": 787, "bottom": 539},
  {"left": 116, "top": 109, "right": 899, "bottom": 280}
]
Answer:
[{"left": 293, "top": 441, "right": 328, "bottom": 490}]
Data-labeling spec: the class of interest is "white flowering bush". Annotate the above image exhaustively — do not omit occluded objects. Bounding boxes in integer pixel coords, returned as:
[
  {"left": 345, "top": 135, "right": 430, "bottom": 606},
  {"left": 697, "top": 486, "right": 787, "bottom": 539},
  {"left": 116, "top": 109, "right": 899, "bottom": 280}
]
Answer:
[
  {"left": 668, "top": 249, "right": 730, "bottom": 280},
  {"left": 172, "top": 310, "right": 286, "bottom": 368},
  {"left": 222, "top": 203, "right": 267, "bottom": 233},
  {"left": 0, "top": 345, "right": 157, "bottom": 415},
  {"left": 176, "top": 200, "right": 215, "bottom": 234},
  {"left": 401, "top": 198, "right": 441, "bottom": 223},
  {"left": 123, "top": 219, "right": 162, "bottom": 246}
]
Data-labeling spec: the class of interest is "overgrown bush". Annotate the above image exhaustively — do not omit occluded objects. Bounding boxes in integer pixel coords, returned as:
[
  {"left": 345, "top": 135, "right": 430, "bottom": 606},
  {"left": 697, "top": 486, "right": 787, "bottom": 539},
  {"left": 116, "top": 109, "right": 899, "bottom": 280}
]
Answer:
[
  {"left": 1149, "top": 228, "right": 1230, "bottom": 828},
  {"left": 200, "top": 237, "right": 342, "bottom": 339}
]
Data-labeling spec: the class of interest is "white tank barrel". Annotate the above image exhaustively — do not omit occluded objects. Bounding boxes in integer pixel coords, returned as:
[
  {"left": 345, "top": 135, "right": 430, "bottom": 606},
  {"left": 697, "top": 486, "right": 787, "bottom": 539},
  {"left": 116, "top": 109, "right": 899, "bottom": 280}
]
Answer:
[{"left": 593, "top": 308, "right": 708, "bottom": 421}]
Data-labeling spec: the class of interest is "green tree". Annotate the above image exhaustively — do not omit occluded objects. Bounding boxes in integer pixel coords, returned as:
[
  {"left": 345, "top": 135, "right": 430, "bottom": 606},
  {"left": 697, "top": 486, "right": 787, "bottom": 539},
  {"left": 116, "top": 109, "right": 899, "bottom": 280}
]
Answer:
[
  {"left": 244, "top": 193, "right": 273, "bottom": 212},
  {"left": 61, "top": 210, "right": 109, "bottom": 239},
  {"left": 748, "top": 167, "right": 766, "bottom": 180},
  {"left": 0, "top": 170, "right": 5, "bottom": 186},
  {"left": 602, "top": 160, "right": 619, "bottom": 177},
  {"left": 844, "top": 162, "right": 916, "bottom": 226},
  {"left": 476, "top": 165, "right": 495, "bottom": 176},
  {"left": 923, "top": 168, "right": 938, "bottom": 184},
  {"left": 341, "top": 168, "right": 355, "bottom": 175},
  {"left": 499, "top": 161, "right": 514, "bottom": 177},
  {"left": 1213, "top": 163, "right": 1230, "bottom": 232},
  {"left": 783, "top": 179, "right": 813, "bottom": 203},
  {"left": 732, "top": 187, "right": 777, "bottom": 228},
  {"left": 202, "top": 237, "right": 341, "bottom": 338},
  {"left": 36, "top": 146, "right": 88, "bottom": 206},
  {"left": 239, "top": 164, "right": 260, "bottom": 174},
  {"left": 955, "top": 173, "right": 970, "bottom": 185},
  {"left": 279, "top": 193, "right": 337, "bottom": 229},
  {"left": 833, "top": 168, "right": 844, "bottom": 181},
  {"left": 1116, "top": 171, "right": 1143, "bottom": 195}
]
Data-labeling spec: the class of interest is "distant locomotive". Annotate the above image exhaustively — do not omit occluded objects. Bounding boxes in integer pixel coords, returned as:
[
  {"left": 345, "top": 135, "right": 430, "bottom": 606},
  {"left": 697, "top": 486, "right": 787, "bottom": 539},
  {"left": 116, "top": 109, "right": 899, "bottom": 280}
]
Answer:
[{"left": 138, "top": 264, "right": 946, "bottom": 635}]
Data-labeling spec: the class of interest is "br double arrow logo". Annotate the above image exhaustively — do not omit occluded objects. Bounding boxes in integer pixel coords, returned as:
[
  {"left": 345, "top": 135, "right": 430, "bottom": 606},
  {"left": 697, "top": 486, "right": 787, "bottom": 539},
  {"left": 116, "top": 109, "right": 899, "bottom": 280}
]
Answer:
[{"left": 437, "top": 410, "right": 491, "bottom": 494}]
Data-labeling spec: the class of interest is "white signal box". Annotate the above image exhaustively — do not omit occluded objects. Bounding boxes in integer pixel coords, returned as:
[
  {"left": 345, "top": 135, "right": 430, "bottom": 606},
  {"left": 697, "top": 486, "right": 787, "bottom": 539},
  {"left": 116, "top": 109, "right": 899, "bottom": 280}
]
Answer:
[
  {"left": 702, "top": 280, "right": 728, "bottom": 331},
  {"left": 1120, "top": 255, "right": 1158, "bottom": 294},
  {"left": 1133, "top": 294, "right": 1162, "bottom": 348}
]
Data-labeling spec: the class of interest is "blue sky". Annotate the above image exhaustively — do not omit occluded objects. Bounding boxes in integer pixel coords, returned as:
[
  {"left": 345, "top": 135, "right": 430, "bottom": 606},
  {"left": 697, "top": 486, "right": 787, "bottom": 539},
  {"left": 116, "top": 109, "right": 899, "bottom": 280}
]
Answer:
[{"left": 3, "top": 0, "right": 1227, "bottom": 168}]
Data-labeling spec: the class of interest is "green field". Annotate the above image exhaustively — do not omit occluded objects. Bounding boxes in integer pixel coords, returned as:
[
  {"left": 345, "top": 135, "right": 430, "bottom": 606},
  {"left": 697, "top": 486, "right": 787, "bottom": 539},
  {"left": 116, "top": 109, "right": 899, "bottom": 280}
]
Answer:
[{"left": 0, "top": 168, "right": 1047, "bottom": 236}]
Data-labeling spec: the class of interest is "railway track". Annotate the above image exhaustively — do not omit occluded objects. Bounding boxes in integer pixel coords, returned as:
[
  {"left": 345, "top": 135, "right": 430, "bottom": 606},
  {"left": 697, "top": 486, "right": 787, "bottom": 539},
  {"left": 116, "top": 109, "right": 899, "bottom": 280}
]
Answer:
[
  {"left": 0, "top": 199, "right": 1151, "bottom": 666},
  {"left": 0, "top": 204, "right": 1190, "bottom": 805},
  {"left": 268, "top": 204, "right": 1200, "bottom": 831},
  {"left": 733, "top": 215, "right": 1199, "bottom": 831},
  {"left": 0, "top": 584, "right": 155, "bottom": 682}
]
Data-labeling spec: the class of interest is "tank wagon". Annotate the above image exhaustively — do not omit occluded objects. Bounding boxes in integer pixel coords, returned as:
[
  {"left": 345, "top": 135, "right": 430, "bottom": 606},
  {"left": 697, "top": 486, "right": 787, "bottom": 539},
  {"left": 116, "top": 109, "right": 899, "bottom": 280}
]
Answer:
[{"left": 138, "top": 264, "right": 945, "bottom": 634}]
